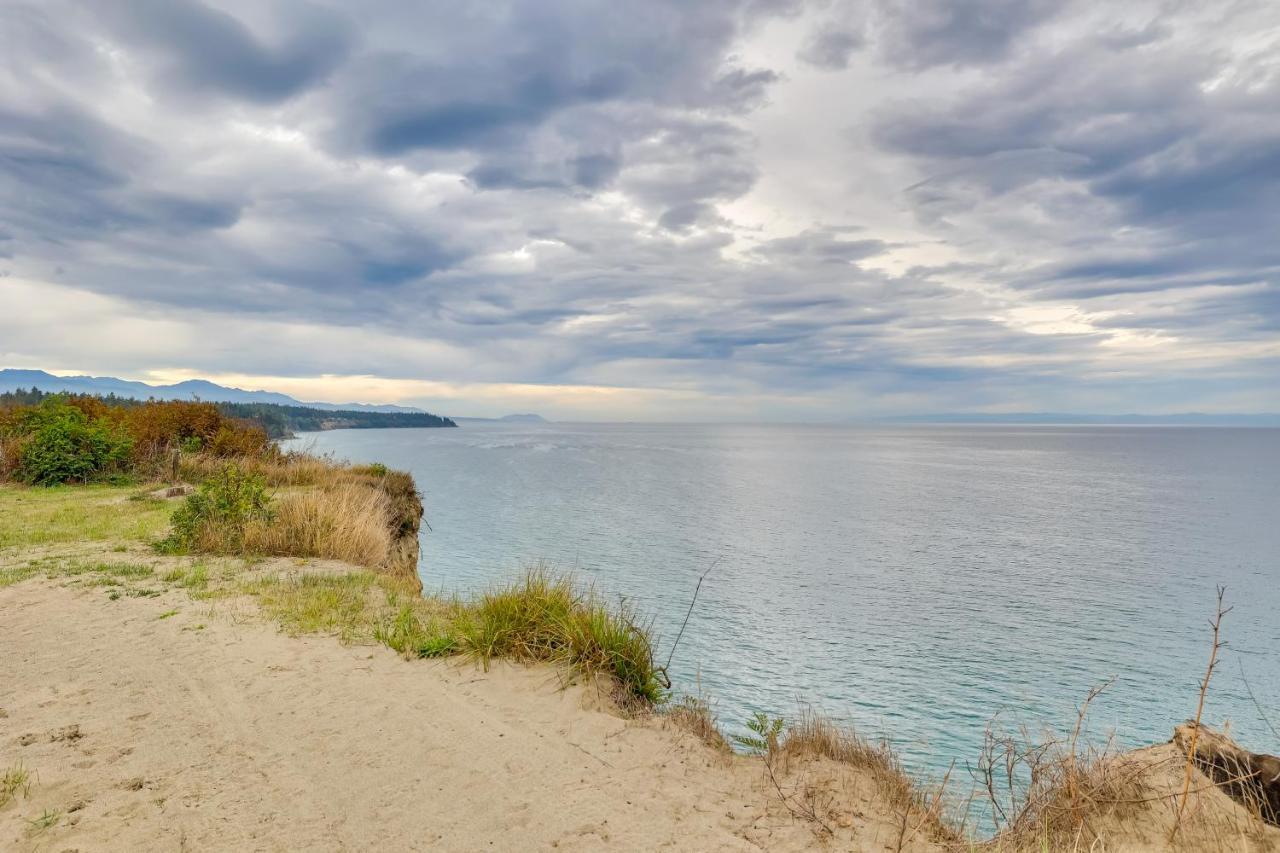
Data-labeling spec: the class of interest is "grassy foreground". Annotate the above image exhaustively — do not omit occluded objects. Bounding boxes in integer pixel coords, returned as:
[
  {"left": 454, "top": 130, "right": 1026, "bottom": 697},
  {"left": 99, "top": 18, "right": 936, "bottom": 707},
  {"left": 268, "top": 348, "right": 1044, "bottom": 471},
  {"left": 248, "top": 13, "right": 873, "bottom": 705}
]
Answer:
[
  {"left": 0, "top": 485, "right": 171, "bottom": 550},
  {"left": 0, "top": 482, "right": 665, "bottom": 706}
]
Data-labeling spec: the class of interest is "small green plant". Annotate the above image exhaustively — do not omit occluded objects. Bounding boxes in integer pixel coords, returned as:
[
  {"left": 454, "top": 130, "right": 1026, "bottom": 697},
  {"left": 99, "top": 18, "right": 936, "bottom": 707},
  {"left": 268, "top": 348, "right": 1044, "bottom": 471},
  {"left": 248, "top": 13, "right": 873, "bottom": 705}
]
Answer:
[
  {"left": 732, "top": 711, "right": 785, "bottom": 754},
  {"left": 157, "top": 609, "right": 179, "bottom": 619},
  {"left": 159, "top": 464, "right": 274, "bottom": 554},
  {"left": 1, "top": 763, "right": 32, "bottom": 807},
  {"left": 179, "top": 435, "right": 204, "bottom": 453},
  {"left": 25, "top": 807, "right": 61, "bottom": 835}
]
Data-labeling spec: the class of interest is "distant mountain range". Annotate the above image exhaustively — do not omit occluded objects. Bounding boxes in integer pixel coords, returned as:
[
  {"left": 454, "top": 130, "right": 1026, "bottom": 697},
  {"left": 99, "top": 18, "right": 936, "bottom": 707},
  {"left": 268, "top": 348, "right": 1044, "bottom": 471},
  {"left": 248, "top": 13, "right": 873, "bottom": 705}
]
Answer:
[
  {"left": 877, "top": 412, "right": 1280, "bottom": 426},
  {"left": 0, "top": 369, "right": 423, "bottom": 414}
]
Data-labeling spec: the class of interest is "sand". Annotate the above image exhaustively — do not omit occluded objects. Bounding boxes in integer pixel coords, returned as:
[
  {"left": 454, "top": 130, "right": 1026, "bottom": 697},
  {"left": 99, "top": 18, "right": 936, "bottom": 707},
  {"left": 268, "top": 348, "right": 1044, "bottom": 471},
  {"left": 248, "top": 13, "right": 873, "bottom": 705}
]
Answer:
[{"left": 1, "top": 575, "right": 944, "bottom": 852}]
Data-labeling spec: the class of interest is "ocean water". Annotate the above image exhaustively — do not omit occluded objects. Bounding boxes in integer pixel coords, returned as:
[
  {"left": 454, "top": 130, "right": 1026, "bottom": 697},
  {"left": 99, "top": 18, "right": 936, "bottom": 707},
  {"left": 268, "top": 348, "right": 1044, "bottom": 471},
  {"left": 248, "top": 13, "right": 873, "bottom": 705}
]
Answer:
[{"left": 286, "top": 423, "right": 1280, "bottom": 780}]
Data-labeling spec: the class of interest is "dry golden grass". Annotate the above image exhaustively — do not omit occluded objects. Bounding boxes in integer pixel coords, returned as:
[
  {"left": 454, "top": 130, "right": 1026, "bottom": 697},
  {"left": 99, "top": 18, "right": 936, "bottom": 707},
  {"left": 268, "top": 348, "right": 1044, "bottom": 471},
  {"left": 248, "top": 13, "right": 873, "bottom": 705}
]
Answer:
[
  {"left": 243, "top": 483, "right": 394, "bottom": 567},
  {"left": 775, "top": 709, "right": 960, "bottom": 846},
  {"left": 179, "top": 451, "right": 337, "bottom": 487},
  {"left": 168, "top": 452, "right": 420, "bottom": 578},
  {"left": 973, "top": 721, "right": 1280, "bottom": 851},
  {"left": 666, "top": 696, "right": 733, "bottom": 753}
]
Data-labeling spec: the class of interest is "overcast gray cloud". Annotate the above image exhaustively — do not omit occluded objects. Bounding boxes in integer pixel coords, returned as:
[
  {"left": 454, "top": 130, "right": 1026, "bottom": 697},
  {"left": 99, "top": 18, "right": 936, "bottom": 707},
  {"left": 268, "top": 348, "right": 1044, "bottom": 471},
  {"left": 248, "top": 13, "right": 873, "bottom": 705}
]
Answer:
[{"left": 0, "top": 0, "right": 1276, "bottom": 418}]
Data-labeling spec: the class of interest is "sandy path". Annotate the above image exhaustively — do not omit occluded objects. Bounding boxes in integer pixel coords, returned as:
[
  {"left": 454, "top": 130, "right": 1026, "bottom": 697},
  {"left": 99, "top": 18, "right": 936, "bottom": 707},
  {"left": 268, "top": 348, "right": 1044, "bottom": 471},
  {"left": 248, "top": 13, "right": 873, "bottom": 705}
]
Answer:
[{"left": 1, "top": 579, "right": 936, "bottom": 852}]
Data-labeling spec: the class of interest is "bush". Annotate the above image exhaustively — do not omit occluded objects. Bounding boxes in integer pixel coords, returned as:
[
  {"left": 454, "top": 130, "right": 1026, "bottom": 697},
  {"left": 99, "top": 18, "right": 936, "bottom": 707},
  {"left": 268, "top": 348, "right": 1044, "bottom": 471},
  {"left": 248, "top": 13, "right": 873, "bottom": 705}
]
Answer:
[
  {"left": 207, "top": 422, "right": 271, "bottom": 457},
  {"left": 160, "top": 464, "right": 274, "bottom": 553},
  {"left": 124, "top": 400, "right": 224, "bottom": 460},
  {"left": 9, "top": 400, "right": 133, "bottom": 486}
]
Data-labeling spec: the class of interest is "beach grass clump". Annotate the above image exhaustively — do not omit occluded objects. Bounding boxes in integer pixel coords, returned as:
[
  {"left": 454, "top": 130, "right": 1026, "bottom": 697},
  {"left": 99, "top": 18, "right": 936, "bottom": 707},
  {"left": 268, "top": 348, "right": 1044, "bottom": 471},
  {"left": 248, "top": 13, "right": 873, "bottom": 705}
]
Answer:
[
  {"left": 243, "top": 482, "right": 394, "bottom": 567},
  {"left": 1, "top": 763, "right": 32, "bottom": 808},
  {"left": 373, "top": 601, "right": 459, "bottom": 658},
  {"left": 666, "top": 696, "right": 733, "bottom": 753},
  {"left": 231, "top": 565, "right": 666, "bottom": 707},
  {"left": 455, "top": 568, "right": 666, "bottom": 705}
]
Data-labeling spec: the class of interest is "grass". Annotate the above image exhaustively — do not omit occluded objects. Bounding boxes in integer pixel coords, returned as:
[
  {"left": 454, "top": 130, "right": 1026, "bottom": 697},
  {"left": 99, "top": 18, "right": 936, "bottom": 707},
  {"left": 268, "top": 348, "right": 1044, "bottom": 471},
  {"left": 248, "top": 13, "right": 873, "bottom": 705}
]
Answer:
[
  {"left": 666, "top": 696, "right": 732, "bottom": 753},
  {"left": 238, "top": 566, "right": 666, "bottom": 705},
  {"left": 454, "top": 569, "right": 665, "bottom": 705},
  {"left": 241, "top": 483, "right": 394, "bottom": 567},
  {"left": 162, "top": 454, "right": 418, "bottom": 571},
  {"left": 776, "top": 709, "right": 961, "bottom": 846},
  {"left": 1, "top": 764, "right": 32, "bottom": 808},
  {"left": 25, "top": 808, "right": 61, "bottom": 836},
  {"left": 163, "top": 563, "right": 209, "bottom": 591},
  {"left": 243, "top": 571, "right": 381, "bottom": 642},
  {"left": 1, "top": 556, "right": 156, "bottom": 589},
  {"left": 0, "top": 483, "right": 170, "bottom": 551}
]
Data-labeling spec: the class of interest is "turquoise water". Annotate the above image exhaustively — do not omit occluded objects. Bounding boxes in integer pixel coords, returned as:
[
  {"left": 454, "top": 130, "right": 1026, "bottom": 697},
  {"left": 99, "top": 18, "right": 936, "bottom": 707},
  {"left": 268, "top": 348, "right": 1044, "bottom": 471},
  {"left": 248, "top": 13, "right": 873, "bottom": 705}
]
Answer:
[{"left": 287, "top": 423, "right": 1280, "bottom": 780}]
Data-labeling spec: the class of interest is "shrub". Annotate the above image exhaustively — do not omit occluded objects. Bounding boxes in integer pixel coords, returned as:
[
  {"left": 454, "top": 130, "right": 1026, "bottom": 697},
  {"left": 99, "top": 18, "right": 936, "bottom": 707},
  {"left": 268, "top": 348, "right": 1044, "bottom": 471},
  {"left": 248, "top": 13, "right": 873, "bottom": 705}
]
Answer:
[
  {"left": 207, "top": 422, "right": 271, "bottom": 458},
  {"left": 732, "top": 711, "right": 785, "bottom": 754},
  {"left": 124, "top": 400, "right": 225, "bottom": 460},
  {"left": 160, "top": 464, "right": 274, "bottom": 553},
  {"left": 10, "top": 400, "right": 133, "bottom": 486}
]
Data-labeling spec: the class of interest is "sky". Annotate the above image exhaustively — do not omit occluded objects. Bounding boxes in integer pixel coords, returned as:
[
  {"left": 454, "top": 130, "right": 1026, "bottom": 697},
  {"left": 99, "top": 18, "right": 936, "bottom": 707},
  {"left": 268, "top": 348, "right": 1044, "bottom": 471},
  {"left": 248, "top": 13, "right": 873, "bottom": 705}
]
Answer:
[{"left": 1, "top": 0, "right": 1278, "bottom": 421}]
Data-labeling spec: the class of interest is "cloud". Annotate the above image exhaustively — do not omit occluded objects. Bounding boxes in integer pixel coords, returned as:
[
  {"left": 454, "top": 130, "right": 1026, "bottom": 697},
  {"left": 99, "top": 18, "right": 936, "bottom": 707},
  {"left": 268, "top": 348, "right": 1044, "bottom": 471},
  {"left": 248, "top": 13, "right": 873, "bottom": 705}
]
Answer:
[
  {"left": 798, "top": 29, "right": 864, "bottom": 70},
  {"left": 86, "top": 0, "right": 353, "bottom": 103},
  {"left": 0, "top": 0, "right": 1276, "bottom": 417},
  {"left": 872, "top": 0, "right": 1062, "bottom": 69}
]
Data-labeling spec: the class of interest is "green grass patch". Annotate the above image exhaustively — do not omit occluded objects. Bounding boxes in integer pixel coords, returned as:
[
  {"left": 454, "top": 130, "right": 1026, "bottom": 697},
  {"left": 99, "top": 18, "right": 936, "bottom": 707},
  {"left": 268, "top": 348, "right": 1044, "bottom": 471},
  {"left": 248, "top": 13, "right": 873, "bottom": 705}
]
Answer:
[
  {"left": 0, "top": 564, "right": 39, "bottom": 588},
  {"left": 239, "top": 567, "right": 666, "bottom": 707},
  {"left": 1, "top": 556, "right": 156, "bottom": 589},
  {"left": 0, "top": 484, "right": 170, "bottom": 551},
  {"left": 242, "top": 572, "right": 379, "bottom": 642},
  {"left": 25, "top": 808, "right": 61, "bottom": 836},
  {"left": 163, "top": 564, "right": 209, "bottom": 590}
]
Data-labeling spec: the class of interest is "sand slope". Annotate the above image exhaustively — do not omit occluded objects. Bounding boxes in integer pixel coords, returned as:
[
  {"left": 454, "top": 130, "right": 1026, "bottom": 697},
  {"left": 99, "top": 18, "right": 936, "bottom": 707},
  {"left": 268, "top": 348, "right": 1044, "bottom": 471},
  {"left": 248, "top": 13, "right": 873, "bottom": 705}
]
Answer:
[{"left": 1, "top": 578, "right": 942, "bottom": 852}]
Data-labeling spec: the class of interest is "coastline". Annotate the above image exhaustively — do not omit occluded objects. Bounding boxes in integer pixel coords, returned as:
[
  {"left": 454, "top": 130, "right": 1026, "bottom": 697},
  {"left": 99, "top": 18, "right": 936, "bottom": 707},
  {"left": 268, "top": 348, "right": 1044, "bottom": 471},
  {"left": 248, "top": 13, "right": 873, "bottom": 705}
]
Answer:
[{"left": 2, "top": 479, "right": 1277, "bottom": 851}]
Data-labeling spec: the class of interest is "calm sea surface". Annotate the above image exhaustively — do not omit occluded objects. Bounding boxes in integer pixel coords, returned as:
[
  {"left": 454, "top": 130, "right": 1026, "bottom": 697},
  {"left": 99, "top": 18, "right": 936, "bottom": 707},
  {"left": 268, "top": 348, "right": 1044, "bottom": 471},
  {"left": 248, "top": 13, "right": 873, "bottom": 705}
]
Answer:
[{"left": 287, "top": 424, "right": 1280, "bottom": 778}]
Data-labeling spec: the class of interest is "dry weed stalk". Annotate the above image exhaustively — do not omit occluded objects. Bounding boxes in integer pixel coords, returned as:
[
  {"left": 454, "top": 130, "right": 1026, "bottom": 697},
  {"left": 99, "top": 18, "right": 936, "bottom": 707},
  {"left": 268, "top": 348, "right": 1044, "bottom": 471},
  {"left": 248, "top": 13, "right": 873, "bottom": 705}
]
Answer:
[
  {"left": 770, "top": 710, "right": 959, "bottom": 845},
  {"left": 975, "top": 679, "right": 1154, "bottom": 849},
  {"left": 1171, "top": 585, "right": 1231, "bottom": 842}
]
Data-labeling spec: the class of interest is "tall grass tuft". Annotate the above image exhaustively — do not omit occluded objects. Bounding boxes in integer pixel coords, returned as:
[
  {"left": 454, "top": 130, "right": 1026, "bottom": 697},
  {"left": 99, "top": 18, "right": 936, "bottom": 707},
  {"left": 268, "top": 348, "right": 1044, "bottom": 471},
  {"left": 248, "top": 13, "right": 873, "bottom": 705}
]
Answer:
[
  {"left": 244, "top": 483, "right": 394, "bottom": 567},
  {"left": 455, "top": 568, "right": 666, "bottom": 706}
]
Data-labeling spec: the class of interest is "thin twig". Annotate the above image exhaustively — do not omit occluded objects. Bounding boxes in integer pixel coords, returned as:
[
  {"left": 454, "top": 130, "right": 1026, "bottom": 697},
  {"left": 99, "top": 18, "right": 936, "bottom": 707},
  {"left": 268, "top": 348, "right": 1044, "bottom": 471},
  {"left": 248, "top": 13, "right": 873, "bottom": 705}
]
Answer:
[
  {"left": 1171, "top": 585, "right": 1231, "bottom": 841},
  {"left": 658, "top": 557, "right": 721, "bottom": 687},
  {"left": 1237, "top": 659, "right": 1280, "bottom": 743}
]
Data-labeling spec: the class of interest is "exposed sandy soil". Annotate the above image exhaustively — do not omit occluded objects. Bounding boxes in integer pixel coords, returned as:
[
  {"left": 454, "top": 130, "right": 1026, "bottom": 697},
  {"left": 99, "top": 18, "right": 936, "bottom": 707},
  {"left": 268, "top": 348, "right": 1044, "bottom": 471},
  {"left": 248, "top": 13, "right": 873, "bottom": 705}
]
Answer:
[{"left": 1, "top": 575, "right": 945, "bottom": 852}]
